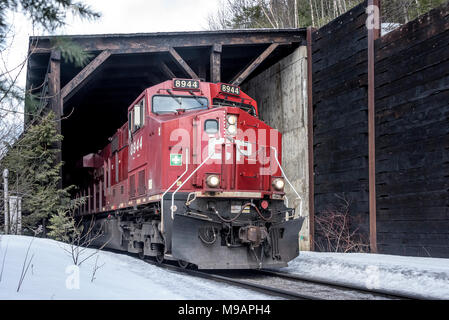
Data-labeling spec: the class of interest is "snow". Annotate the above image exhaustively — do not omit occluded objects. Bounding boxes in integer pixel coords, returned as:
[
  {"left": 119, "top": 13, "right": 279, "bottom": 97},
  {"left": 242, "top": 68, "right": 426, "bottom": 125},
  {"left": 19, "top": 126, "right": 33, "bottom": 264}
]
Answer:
[
  {"left": 2, "top": 235, "right": 448, "bottom": 300},
  {"left": 381, "top": 22, "right": 401, "bottom": 36},
  {"left": 283, "top": 251, "right": 449, "bottom": 299},
  {"left": 0, "top": 235, "right": 273, "bottom": 300}
]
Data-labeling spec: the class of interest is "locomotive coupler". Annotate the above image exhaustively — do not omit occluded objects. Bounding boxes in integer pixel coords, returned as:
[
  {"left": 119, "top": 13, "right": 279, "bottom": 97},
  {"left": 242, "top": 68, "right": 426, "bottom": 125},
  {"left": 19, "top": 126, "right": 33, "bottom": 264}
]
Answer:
[{"left": 238, "top": 225, "right": 268, "bottom": 248}]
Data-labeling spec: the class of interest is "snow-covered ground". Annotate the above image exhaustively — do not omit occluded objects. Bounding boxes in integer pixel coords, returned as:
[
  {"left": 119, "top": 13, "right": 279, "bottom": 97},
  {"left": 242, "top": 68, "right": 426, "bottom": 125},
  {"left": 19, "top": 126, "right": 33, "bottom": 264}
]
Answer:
[
  {"left": 0, "top": 235, "right": 273, "bottom": 300},
  {"left": 1, "top": 235, "right": 448, "bottom": 299},
  {"left": 284, "top": 251, "right": 449, "bottom": 299}
]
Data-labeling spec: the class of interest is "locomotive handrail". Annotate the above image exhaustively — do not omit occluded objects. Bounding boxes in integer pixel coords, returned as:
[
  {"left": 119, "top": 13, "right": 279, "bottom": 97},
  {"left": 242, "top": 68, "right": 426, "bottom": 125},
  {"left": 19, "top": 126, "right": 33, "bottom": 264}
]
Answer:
[
  {"left": 170, "top": 152, "right": 214, "bottom": 220},
  {"left": 270, "top": 146, "right": 303, "bottom": 219},
  {"left": 161, "top": 148, "right": 189, "bottom": 233}
]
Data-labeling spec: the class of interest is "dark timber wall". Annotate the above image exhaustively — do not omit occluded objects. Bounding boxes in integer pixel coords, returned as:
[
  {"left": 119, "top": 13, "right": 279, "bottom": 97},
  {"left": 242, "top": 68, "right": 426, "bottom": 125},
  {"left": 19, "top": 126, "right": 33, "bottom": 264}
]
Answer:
[
  {"left": 312, "top": 3, "right": 370, "bottom": 246},
  {"left": 374, "top": 5, "right": 449, "bottom": 257},
  {"left": 311, "top": 1, "right": 449, "bottom": 257}
]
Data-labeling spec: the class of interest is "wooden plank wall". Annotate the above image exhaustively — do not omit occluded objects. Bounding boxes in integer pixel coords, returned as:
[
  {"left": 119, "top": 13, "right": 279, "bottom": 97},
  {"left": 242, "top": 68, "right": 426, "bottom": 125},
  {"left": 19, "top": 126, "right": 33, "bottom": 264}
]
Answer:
[
  {"left": 312, "top": 2, "right": 370, "bottom": 246},
  {"left": 374, "top": 5, "right": 449, "bottom": 257}
]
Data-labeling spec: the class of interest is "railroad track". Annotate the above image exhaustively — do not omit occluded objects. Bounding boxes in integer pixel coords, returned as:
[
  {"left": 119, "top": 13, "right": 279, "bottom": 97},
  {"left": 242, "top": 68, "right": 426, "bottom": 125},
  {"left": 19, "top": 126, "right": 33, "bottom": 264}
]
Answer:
[
  {"left": 255, "top": 269, "right": 432, "bottom": 300},
  {"left": 143, "top": 257, "right": 427, "bottom": 300},
  {"left": 144, "top": 258, "right": 311, "bottom": 300}
]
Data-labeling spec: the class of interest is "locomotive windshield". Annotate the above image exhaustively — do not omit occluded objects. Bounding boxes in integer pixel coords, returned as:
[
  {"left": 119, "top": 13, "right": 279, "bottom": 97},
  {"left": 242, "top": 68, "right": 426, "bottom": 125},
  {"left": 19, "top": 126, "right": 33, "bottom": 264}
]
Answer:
[{"left": 152, "top": 95, "right": 209, "bottom": 114}]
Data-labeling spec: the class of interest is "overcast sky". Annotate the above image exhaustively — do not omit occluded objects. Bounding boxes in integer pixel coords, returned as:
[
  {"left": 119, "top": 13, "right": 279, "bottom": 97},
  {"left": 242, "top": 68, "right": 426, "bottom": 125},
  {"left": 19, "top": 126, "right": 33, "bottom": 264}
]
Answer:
[
  {"left": 6, "top": 0, "right": 221, "bottom": 90},
  {"left": 61, "top": 0, "right": 221, "bottom": 34}
]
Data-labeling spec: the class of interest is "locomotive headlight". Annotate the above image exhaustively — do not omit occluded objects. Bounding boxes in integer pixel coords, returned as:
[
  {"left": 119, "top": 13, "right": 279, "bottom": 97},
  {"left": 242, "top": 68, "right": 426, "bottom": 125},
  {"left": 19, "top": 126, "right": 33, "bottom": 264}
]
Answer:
[
  {"left": 227, "top": 114, "right": 237, "bottom": 125},
  {"left": 272, "top": 178, "right": 285, "bottom": 191},
  {"left": 206, "top": 175, "right": 220, "bottom": 188},
  {"left": 227, "top": 124, "right": 237, "bottom": 136}
]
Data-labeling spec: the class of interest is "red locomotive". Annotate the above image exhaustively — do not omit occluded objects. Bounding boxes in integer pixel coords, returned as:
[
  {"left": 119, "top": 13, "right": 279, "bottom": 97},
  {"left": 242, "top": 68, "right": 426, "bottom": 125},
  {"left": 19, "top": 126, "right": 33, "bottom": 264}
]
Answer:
[{"left": 77, "top": 79, "right": 304, "bottom": 269}]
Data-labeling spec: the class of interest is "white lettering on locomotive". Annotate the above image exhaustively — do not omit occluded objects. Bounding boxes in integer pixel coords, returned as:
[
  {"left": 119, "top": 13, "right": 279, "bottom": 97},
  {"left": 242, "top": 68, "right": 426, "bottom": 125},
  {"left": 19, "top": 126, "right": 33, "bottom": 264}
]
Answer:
[
  {"left": 130, "top": 136, "right": 143, "bottom": 156},
  {"left": 207, "top": 138, "right": 253, "bottom": 163},
  {"left": 235, "top": 140, "right": 252, "bottom": 162}
]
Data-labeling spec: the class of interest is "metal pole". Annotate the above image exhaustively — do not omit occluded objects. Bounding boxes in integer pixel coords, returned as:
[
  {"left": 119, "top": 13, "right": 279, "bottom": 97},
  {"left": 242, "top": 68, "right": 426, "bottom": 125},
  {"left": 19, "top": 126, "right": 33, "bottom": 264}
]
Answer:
[{"left": 3, "top": 168, "right": 9, "bottom": 234}]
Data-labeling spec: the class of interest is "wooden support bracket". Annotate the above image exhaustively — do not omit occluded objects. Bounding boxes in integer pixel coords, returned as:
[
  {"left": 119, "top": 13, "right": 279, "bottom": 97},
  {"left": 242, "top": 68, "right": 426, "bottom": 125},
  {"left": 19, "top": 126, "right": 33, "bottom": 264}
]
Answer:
[
  {"left": 61, "top": 50, "right": 111, "bottom": 102},
  {"left": 160, "top": 61, "right": 176, "bottom": 80},
  {"left": 231, "top": 43, "right": 280, "bottom": 86},
  {"left": 168, "top": 47, "right": 199, "bottom": 79}
]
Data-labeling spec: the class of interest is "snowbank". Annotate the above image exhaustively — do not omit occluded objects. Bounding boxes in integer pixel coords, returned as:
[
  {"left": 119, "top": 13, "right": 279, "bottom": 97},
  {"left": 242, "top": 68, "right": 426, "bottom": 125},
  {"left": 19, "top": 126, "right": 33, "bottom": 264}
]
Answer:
[
  {"left": 284, "top": 251, "right": 449, "bottom": 299},
  {"left": 0, "top": 235, "right": 272, "bottom": 300}
]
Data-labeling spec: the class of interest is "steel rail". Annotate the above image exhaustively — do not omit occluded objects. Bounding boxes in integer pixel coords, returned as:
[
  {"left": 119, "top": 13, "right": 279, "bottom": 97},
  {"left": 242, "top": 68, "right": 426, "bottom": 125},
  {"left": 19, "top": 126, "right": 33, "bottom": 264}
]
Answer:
[
  {"left": 256, "top": 269, "right": 433, "bottom": 300},
  {"left": 143, "top": 259, "right": 319, "bottom": 300}
]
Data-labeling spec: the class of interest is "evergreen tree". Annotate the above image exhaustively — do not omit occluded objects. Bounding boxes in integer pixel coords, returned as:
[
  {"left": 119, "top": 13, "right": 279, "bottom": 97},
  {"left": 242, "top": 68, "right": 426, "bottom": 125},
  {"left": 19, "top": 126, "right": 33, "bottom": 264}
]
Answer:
[
  {"left": 48, "top": 209, "right": 75, "bottom": 242},
  {"left": 1, "top": 112, "right": 72, "bottom": 232},
  {"left": 48, "top": 197, "right": 86, "bottom": 242}
]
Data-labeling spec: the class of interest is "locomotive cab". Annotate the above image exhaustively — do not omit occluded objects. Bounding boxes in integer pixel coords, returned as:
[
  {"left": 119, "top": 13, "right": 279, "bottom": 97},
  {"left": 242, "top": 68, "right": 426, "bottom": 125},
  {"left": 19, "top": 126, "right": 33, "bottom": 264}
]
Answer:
[{"left": 78, "top": 78, "right": 304, "bottom": 270}]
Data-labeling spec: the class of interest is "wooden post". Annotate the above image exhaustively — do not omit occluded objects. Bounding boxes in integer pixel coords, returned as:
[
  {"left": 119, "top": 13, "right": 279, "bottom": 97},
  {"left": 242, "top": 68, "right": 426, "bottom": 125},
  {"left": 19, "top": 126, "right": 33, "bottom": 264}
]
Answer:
[
  {"left": 307, "top": 27, "right": 315, "bottom": 251},
  {"left": 48, "top": 50, "right": 62, "bottom": 189},
  {"left": 368, "top": 0, "right": 380, "bottom": 253},
  {"left": 210, "top": 44, "right": 222, "bottom": 83}
]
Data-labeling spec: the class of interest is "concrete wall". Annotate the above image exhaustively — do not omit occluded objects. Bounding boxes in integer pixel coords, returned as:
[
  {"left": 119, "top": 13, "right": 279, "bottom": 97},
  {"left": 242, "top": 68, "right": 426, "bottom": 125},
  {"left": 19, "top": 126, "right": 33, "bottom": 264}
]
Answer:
[{"left": 242, "top": 46, "right": 310, "bottom": 250}]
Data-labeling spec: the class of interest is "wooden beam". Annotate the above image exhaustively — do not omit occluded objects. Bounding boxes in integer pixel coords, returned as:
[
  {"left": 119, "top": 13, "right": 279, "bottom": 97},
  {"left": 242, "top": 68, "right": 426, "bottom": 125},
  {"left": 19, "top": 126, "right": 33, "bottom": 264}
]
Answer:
[
  {"left": 29, "top": 30, "right": 305, "bottom": 54},
  {"left": 231, "top": 43, "right": 279, "bottom": 86},
  {"left": 160, "top": 62, "right": 176, "bottom": 79},
  {"left": 61, "top": 50, "right": 111, "bottom": 102},
  {"left": 210, "top": 44, "right": 222, "bottom": 83},
  {"left": 168, "top": 47, "right": 199, "bottom": 79}
]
